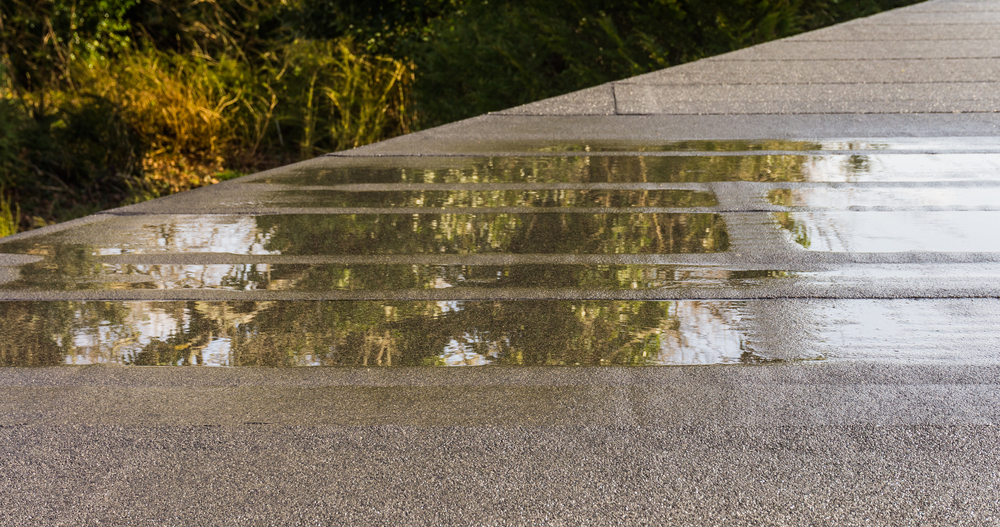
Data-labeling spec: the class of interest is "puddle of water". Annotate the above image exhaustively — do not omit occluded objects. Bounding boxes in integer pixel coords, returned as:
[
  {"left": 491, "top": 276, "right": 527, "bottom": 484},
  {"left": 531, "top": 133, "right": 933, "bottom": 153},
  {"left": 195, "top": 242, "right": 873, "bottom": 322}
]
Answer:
[
  {"left": 262, "top": 154, "right": 1000, "bottom": 186},
  {"left": 802, "top": 154, "right": 1000, "bottom": 183},
  {"left": 266, "top": 189, "right": 718, "bottom": 208},
  {"left": 5, "top": 298, "right": 994, "bottom": 367},
  {"left": 0, "top": 300, "right": 751, "bottom": 367},
  {"left": 5, "top": 147, "right": 1000, "bottom": 368},
  {"left": 767, "top": 187, "right": 1000, "bottom": 209},
  {"left": 384, "top": 137, "right": 1000, "bottom": 153},
  {"left": 796, "top": 154, "right": 1000, "bottom": 183},
  {"left": 806, "top": 299, "right": 1000, "bottom": 363},
  {"left": 800, "top": 264, "right": 1000, "bottom": 281},
  {"left": 3, "top": 261, "right": 783, "bottom": 292},
  {"left": 8, "top": 213, "right": 729, "bottom": 256},
  {"left": 262, "top": 156, "right": 812, "bottom": 185},
  {"left": 775, "top": 211, "right": 1000, "bottom": 252}
]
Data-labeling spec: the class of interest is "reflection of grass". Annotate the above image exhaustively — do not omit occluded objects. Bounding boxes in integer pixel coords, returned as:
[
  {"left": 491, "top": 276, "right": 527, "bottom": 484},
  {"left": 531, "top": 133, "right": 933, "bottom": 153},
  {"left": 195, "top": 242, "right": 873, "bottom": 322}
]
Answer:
[
  {"left": 0, "top": 191, "right": 18, "bottom": 238},
  {"left": 773, "top": 212, "right": 811, "bottom": 249},
  {"left": 767, "top": 189, "right": 794, "bottom": 207},
  {"left": 739, "top": 351, "right": 784, "bottom": 364},
  {"left": 256, "top": 213, "right": 729, "bottom": 255},
  {"left": 267, "top": 155, "right": 812, "bottom": 186}
]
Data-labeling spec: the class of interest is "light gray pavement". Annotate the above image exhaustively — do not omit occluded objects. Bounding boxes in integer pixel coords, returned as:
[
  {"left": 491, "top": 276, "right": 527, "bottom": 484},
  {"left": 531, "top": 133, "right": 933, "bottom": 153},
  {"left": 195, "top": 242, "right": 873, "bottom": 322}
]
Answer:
[{"left": 3, "top": 0, "right": 1000, "bottom": 524}]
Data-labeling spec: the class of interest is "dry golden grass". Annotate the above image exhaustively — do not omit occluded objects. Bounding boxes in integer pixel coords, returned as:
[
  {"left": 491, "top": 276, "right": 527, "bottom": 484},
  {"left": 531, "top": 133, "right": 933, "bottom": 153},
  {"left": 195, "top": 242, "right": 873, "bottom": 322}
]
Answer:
[
  {"left": 76, "top": 43, "right": 414, "bottom": 191},
  {"left": 80, "top": 52, "right": 246, "bottom": 161}
]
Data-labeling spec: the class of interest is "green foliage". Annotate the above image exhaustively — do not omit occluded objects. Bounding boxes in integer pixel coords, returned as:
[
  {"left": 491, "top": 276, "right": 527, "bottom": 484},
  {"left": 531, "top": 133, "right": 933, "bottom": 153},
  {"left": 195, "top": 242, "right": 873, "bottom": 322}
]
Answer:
[
  {"left": 0, "top": 90, "right": 27, "bottom": 190},
  {"left": 293, "top": 0, "right": 460, "bottom": 55},
  {"left": 0, "top": 0, "right": 137, "bottom": 92},
  {"left": 123, "top": 0, "right": 285, "bottom": 58},
  {"left": 0, "top": 10, "right": 414, "bottom": 227},
  {"left": 0, "top": 63, "right": 147, "bottom": 225}
]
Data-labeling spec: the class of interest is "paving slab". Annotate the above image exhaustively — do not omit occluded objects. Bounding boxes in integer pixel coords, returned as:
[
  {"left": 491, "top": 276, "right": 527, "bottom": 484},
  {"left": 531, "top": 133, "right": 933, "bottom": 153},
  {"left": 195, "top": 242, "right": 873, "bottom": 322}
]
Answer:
[
  {"left": 3, "top": 0, "right": 1000, "bottom": 523},
  {"left": 614, "top": 82, "right": 1000, "bottom": 114},
  {"left": 784, "top": 23, "right": 1000, "bottom": 40},
  {"left": 626, "top": 59, "right": 1000, "bottom": 84},
  {"left": 908, "top": 0, "right": 1000, "bottom": 10},
  {"left": 858, "top": 10, "right": 1000, "bottom": 23},
  {"left": 706, "top": 39, "right": 1000, "bottom": 60},
  {"left": 348, "top": 115, "right": 1000, "bottom": 154},
  {"left": 494, "top": 84, "right": 616, "bottom": 115}
]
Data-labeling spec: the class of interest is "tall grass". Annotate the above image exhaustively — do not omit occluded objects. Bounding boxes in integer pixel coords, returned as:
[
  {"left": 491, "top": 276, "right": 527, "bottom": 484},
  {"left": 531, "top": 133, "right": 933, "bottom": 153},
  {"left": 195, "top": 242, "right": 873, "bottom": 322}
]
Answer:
[
  {"left": 323, "top": 41, "right": 414, "bottom": 152},
  {"left": 80, "top": 51, "right": 261, "bottom": 194},
  {"left": 0, "top": 40, "right": 415, "bottom": 227},
  {"left": 76, "top": 42, "right": 414, "bottom": 194},
  {"left": 275, "top": 40, "right": 414, "bottom": 158}
]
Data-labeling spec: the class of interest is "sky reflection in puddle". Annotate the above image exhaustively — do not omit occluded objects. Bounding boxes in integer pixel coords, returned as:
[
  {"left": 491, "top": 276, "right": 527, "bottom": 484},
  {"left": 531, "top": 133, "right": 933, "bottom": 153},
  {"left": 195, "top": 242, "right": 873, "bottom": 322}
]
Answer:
[
  {"left": 776, "top": 211, "right": 1000, "bottom": 252},
  {"left": 768, "top": 187, "right": 1000, "bottom": 209}
]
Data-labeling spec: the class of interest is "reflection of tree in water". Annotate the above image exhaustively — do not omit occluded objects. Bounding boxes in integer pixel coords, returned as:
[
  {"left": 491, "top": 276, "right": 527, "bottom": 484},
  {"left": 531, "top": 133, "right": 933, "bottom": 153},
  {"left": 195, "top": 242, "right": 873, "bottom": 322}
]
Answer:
[
  {"left": 0, "top": 302, "right": 67, "bottom": 366},
  {"left": 288, "top": 188, "right": 718, "bottom": 208},
  {"left": 232, "top": 299, "right": 748, "bottom": 366},
  {"left": 225, "top": 300, "right": 692, "bottom": 366},
  {"left": 533, "top": 139, "right": 826, "bottom": 153},
  {"left": 845, "top": 154, "right": 871, "bottom": 178},
  {"left": 0, "top": 299, "right": 749, "bottom": 366},
  {"left": 773, "top": 212, "right": 811, "bottom": 249},
  {"left": 255, "top": 213, "right": 728, "bottom": 255},
  {"left": 274, "top": 155, "right": 811, "bottom": 186},
  {"left": 0, "top": 301, "right": 133, "bottom": 366}
]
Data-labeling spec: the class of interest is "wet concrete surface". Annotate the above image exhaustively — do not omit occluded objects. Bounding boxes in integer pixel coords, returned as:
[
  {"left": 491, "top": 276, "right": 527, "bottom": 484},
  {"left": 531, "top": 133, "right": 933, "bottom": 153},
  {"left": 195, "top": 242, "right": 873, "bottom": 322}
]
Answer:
[
  {"left": 4, "top": 144, "right": 1000, "bottom": 366},
  {"left": 1, "top": 364, "right": 999, "bottom": 525},
  {"left": 3, "top": 0, "right": 1000, "bottom": 523}
]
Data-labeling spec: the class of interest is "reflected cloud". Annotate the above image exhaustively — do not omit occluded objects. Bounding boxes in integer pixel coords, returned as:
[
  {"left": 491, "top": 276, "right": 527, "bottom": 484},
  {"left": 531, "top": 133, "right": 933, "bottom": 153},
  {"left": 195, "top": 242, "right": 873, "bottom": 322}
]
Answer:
[
  {"left": 768, "top": 187, "right": 1000, "bottom": 210},
  {"left": 775, "top": 211, "right": 1000, "bottom": 252}
]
